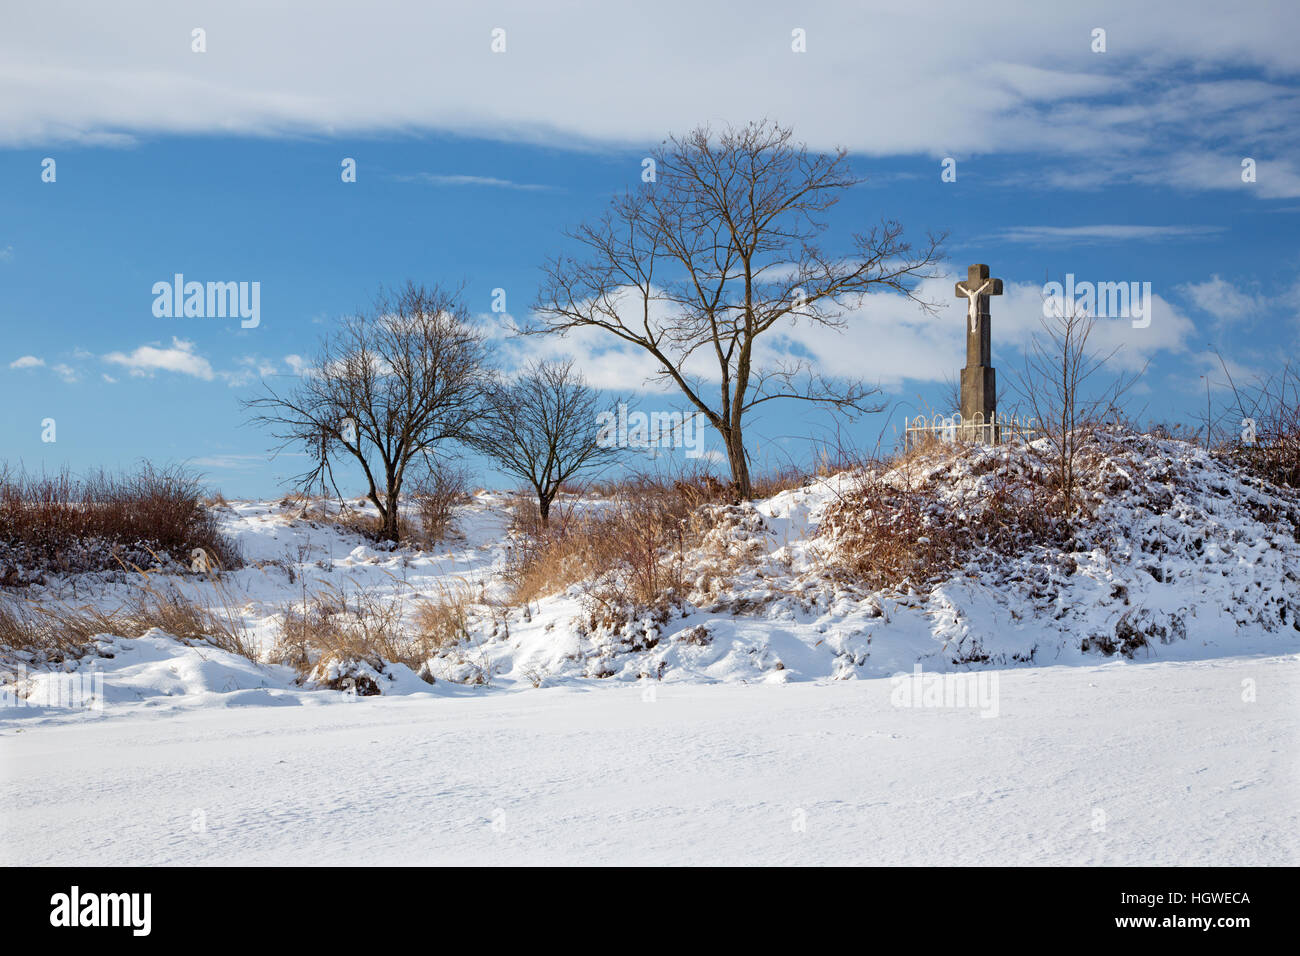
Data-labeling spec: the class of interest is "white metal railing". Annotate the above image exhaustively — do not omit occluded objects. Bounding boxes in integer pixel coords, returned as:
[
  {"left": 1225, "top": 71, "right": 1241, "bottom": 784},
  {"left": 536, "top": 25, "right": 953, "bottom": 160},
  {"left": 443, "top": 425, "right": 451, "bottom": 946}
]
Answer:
[{"left": 903, "top": 411, "right": 1038, "bottom": 450}]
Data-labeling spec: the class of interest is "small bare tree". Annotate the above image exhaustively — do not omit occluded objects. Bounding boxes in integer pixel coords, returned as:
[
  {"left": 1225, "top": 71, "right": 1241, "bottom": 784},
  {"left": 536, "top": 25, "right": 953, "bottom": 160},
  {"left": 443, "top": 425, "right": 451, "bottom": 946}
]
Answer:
[
  {"left": 533, "top": 120, "right": 945, "bottom": 498},
  {"left": 243, "top": 282, "right": 488, "bottom": 543},
  {"left": 469, "top": 360, "right": 618, "bottom": 528},
  {"left": 1215, "top": 353, "right": 1300, "bottom": 487},
  {"left": 1012, "top": 298, "right": 1143, "bottom": 518}
]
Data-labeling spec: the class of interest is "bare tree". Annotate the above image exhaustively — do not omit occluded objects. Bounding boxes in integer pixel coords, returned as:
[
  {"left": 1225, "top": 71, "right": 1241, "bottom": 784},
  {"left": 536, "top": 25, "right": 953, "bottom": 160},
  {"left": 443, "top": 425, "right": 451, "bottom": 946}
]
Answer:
[
  {"left": 243, "top": 281, "right": 488, "bottom": 543},
  {"left": 1012, "top": 298, "right": 1144, "bottom": 518},
  {"left": 532, "top": 120, "right": 945, "bottom": 498},
  {"left": 469, "top": 360, "right": 618, "bottom": 528}
]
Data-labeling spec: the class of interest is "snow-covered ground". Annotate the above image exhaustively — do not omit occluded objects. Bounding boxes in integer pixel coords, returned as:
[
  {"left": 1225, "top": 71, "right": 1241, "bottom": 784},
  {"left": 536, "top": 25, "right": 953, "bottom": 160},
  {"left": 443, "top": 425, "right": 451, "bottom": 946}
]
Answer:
[
  {"left": 2, "top": 432, "right": 1298, "bottom": 864},
  {"left": 8, "top": 431, "right": 1299, "bottom": 694},
  {"left": 2, "top": 654, "right": 1295, "bottom": 865}
]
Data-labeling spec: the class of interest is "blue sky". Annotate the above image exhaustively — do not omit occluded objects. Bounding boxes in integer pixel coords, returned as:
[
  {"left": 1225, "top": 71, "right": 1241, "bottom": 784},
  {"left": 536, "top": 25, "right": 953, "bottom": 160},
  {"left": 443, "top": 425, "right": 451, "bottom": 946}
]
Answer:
[{"left": 2, "top": 1, "right": 1298, "bottom": 497}]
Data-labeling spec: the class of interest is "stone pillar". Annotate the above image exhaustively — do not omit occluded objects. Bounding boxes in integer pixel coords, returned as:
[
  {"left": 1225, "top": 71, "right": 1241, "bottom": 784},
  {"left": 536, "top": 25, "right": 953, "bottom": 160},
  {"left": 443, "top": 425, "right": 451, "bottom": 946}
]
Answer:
[{"left": 954, "top": 263, "right": 1003, "bottom": 426}]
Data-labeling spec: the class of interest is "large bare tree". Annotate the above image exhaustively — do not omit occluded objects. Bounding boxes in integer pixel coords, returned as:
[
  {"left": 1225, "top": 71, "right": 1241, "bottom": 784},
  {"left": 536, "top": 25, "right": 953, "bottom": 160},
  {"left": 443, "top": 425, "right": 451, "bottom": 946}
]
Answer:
[
  {"left": 469, "top": 360, "right": 618, "bottom": 528},
  {"left": 244, "top": 281, "right": 488, "bottom": 542},
  {"left": 533, "top": 120, "right": 945, "bottom": 497}
]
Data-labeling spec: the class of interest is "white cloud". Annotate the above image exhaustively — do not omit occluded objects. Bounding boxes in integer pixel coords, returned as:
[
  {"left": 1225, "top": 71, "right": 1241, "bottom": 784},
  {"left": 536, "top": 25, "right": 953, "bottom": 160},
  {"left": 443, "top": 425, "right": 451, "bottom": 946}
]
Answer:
[
  {"left": 394, "top": 173, "right": 553, "bottom": 191},
  {"left": 750, "top": 276, "right": 1193, "bottom": 388},
  {"left": 1189, "top": 349, "right": 1264, "bottom": 393},
  {"left": 3, "top": 2, "right": 1299, "bottom": 194},
  {"left": 103, "top": 336, "right": 215, "bottom": 380},
  {"left": 993, "top": 225, "right": 1226, "bottom": 244},
  {"left": 0, "top": 245, "right": 12, "bottom": 261},
  {"left": 219, "top": 355, "right": 279, "bottom": 387},
  {"left": 189, "top": 454, "right": 267, "bottom": 470},
  {"left": 495, "top": 269, "right": 1195, "bottom": 408},
  {"left": 1178, "top": 274, "right": 1269, "bottom": 324},
  {"left": 7, "top": 354, "right": 77, "bottom": 382}
]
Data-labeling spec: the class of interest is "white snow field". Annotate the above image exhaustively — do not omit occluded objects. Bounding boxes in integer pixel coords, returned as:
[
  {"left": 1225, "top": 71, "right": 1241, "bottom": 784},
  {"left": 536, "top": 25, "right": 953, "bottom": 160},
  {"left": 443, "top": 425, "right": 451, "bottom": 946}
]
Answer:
[
  {"left": 2, "top": 654, "right": 1296, "bottom": 866},
  {"left": 2, "top": 431, "right": 1299, "bottom": 864}
]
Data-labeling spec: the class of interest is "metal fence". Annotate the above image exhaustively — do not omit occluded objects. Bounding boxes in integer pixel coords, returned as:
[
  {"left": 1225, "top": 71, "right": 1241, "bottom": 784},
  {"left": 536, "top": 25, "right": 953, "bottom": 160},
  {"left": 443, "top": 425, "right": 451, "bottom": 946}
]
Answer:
[{"left": 903, "top": 412, "right": 1038, "bottom": 451}]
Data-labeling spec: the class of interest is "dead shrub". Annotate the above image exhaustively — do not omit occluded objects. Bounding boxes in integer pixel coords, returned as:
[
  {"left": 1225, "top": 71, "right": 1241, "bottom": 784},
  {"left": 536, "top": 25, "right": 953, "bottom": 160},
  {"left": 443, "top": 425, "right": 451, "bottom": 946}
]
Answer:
[
  {"left": 1221, "top": 363, "right": 1300, "bottom": 489},
  {"left": 822, "top": 465, "right": 1061, "bottom": 591},
  {"left": 272, "top": 586, "right": 409, "bottom": 670},
  {"left": 505, "top": 473, "right": 718, "bottom": 630},
  {"left": 271, "top": 583, "right": 472, "bottom": 684},
  {"left": 578, "top": 495, "right": 691, "bottom": 631},
  {"left": 409, "top": 468, "right": 472, "bottom": 545},
  {"left": 0, "top": 463, "right": 241, "bottom": 583}
]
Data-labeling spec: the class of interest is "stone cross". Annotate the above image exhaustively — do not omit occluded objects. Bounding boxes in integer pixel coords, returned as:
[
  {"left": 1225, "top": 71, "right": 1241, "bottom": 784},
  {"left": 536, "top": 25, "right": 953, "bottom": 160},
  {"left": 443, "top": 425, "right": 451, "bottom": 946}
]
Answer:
[{"left": 954, "top": 263, "right": 1003, "bottom": 423}]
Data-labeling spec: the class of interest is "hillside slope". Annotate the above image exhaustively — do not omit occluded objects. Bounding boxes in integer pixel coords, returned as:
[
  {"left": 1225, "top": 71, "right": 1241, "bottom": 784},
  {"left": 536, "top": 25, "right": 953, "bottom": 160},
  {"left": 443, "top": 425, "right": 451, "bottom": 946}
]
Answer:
[{"left": 2, "top": 430, "right": 1298, "bottom": 710}]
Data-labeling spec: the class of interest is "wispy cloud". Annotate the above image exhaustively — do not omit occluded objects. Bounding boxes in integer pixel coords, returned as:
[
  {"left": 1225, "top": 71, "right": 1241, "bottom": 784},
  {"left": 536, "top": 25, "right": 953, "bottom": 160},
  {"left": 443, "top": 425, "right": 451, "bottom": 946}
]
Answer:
[
  {"left": 1178, "top": 274, "right": 1269, "bottom": 324},
  {"left": 189, "top": 454, "right": 269, "bottom": 471},
  {"left": 8, "top": 354, "right": 76, "bottom": 382},
  {"left": 991, "top": 225, "right": 1227, "bottom": 244},
  {"left": 394, "top": 172, "right": 554, "bottom": 192},
  {"left": 1177, "top": 272, "right": 1300, "bottom": 334},
  {"left": 218, "top": 355, "right": 279, "bottom": 388}
]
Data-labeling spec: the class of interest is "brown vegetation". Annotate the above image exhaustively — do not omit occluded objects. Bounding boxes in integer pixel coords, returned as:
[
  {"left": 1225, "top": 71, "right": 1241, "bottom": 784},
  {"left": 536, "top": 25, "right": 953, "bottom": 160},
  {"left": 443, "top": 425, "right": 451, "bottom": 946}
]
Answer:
[
  {"left": 0, "top": 464, "right": 240, "bottom": 584},
  {"left": 0, "top": 583, "right": 257, "bottom": 665}
]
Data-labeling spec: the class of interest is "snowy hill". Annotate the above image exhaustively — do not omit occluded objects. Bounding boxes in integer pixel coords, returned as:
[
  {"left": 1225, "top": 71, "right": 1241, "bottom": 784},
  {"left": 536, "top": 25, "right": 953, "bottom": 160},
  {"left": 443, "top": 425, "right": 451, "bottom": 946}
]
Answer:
[
  {"left": 3, "top": 429, "right": 1298, "bottom": 867},
  {"left": 1, "top": 429, "right": 1297, "bottom": 713}
]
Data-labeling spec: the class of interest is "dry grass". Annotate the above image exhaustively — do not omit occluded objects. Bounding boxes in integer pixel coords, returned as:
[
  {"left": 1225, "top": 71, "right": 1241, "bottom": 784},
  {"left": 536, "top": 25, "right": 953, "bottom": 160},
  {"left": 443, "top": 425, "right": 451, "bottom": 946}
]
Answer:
[
  {"left": 329, "top": 506, "right": 407, "bottom": 541},
  {"left": 272, "top": 585, "right": 407, "bottom": 668},
  {"left": 505, "top": 470, "right": 739, "bottom": 630},
  {"left": 269, "top": 579, "right": 475, "bottom": 685},
  {"left": 0, "top": 463, "right": 240, "bottom": 584},
  {"left": 0, "top": 582, "right": 258, "bottom": 665},
  {"left": 412, "top": 590, "right": 472, "bottom": 650}
]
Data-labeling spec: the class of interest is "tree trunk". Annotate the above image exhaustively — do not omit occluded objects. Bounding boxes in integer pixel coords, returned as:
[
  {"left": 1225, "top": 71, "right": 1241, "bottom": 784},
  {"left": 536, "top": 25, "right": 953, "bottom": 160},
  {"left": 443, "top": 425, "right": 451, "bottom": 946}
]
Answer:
[
  {"left": 382, "top": 474, "right": 401, "bottom": 543},
  {"left": 721, "top": 426, "right": 751, "bottom": 499},
  {"left": 538, "top": 492, "right": 553, "bottom": 530}
]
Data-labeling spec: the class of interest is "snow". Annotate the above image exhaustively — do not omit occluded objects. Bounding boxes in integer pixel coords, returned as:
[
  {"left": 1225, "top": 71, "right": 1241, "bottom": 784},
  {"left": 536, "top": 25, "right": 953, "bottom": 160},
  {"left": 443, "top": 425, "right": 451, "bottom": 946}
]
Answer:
[
  {"left": 7, "top": 433, "right": 1298, "bottom": 694},
  {"left": 2, "top": 432, "right": 1298, "bottom": 863},
  {"left": 2, "top": 655, "right": 1295, "bottom": 865}
]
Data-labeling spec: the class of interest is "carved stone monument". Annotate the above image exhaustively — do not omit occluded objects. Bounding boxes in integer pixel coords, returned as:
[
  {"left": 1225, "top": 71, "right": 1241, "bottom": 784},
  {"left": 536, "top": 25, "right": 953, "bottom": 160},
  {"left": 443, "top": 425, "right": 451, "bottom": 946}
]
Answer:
[{"left": 954, "top": 263, "right": 1003, "bottom": 423}]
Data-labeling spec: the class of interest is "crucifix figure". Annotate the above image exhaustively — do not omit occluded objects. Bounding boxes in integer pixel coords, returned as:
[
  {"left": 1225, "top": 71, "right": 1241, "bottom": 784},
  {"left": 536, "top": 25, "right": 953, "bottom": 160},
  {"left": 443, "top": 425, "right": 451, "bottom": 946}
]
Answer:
[
  {"left": 953, "top": 263, "right": 1003, "bottom": 424},
  {"left": 956, "top": 278, "right": 991, "bottom": 333}
]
